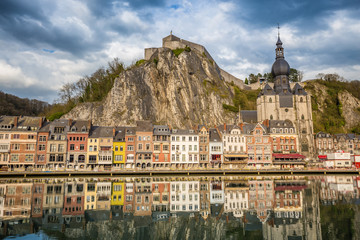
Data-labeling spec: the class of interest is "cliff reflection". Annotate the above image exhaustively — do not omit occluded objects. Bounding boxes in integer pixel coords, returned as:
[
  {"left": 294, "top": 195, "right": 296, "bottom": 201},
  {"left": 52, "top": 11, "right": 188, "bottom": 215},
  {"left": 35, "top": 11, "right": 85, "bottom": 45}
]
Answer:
[{"left": 0, "top": 175, "right": 359, "bottom": 239}]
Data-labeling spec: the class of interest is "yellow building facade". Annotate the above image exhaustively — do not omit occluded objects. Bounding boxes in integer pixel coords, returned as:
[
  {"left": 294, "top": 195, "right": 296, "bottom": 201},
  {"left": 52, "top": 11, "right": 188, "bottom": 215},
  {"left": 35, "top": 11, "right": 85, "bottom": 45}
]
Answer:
[{"left": 111, "top": 181, "right": 124, "bottom": 206}]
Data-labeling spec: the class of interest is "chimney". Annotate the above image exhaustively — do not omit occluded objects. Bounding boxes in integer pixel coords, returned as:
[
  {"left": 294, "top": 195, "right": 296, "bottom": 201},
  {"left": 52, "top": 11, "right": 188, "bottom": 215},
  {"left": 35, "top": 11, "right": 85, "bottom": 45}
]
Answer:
[
  {"left": 13, "top": 116, "right": 18, "bottom": 127},
  {"left": 224, "top": 123, "right": 226, "bottom": 132},
  {"left": 87, "top": 120, "right": 92, "bottom": 130},
  {"left": 38, "top": 117, "right": 43, "bottom": 128},
  {"left": 68, "top": 119, "right": 73, "bottom": 127},
  {"left": 113, "top": 128, "right": 116, "bottom": 137}
]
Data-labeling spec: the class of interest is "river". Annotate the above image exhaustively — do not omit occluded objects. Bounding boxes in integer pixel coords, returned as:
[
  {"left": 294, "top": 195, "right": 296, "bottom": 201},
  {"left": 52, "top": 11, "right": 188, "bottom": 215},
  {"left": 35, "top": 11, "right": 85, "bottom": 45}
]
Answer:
[{"left": 0, "top": 175, "right": 357, "bottom": 239}]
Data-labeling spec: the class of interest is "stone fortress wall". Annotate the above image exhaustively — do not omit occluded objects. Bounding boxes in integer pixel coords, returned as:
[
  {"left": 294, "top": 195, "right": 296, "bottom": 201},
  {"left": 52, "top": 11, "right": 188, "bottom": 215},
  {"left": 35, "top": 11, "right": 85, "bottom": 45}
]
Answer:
[{"left": 145, "top": 34, "right": 248, "bottom": 89}]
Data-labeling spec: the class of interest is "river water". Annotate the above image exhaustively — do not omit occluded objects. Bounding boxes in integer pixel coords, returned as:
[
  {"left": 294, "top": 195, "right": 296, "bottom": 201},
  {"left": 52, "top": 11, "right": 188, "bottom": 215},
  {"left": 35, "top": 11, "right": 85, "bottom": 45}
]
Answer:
[{"left": 0, "top": 175, "right": 358, "bottom": 239}]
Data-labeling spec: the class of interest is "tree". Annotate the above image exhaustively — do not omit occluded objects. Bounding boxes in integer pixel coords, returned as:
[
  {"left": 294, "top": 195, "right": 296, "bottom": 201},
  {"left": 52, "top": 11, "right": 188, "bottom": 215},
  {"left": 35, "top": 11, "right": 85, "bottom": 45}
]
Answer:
[
  {"left": 245, "top": 78, "right": 248, "bottom": 85},
  {"left": 289, "top": 68, "right": 303, "bottom": 82},
  {"left": 249, "top": 73, "right": 258, "bottom": 84}
]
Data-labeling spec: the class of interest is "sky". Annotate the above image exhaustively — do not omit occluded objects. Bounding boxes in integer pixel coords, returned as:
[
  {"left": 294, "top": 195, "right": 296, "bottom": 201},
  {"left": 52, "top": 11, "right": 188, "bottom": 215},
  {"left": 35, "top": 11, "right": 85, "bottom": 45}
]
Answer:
[{"left": 0, "top": 0, "right": 360, "bottom": 103}]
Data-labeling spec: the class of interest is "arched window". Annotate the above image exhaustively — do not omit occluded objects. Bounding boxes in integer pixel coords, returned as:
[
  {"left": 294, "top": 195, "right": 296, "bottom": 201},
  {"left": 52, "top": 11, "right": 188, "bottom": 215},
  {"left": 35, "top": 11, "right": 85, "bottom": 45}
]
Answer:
[
  {"left": 301, "top": 114, "right": 305, "bottom": 120},
  {"left": 285, "top": 128, "right": 288, "bottom": 133},
  {"left": 290, "top": 128, "right": 293, "bottom": 133},
  {"left": 269, "top": 98, "right": 272, "bottom": 103},
  {"left": 280, "top": 128, "right": 283, "bottom": 133},
  {"left": 300, "top": 97, "right": 303, "bottom": 102},
  {"left": 270, "top": 115, "right": 273, "bottom": 120}
]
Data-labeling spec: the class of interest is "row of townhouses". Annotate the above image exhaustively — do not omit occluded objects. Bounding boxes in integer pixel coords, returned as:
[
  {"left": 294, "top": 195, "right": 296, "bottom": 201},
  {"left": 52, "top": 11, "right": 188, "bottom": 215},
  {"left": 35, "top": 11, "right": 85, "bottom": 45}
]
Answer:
[
  {"left": 3, "top": 175, "right": 354, "bottom": 238},
  {"left": 0, "top": 116, "right": 307, "bottom": 171},
  {"left": 0, "top": 177, "right": 313, "bottom": 224}
]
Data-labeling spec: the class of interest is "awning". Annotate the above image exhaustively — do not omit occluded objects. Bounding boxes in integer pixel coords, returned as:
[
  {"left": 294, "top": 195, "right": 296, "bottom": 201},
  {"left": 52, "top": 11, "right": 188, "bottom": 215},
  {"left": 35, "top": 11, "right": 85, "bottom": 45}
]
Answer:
[
  {"left": 224, "top": 154, "right": 248, "bottom": 158},
  {"left": 272, "top": 153, "right": 306, "bottom": 159},
  {"left": 318, "top": 155, "right": 327, "bottom": 159}
]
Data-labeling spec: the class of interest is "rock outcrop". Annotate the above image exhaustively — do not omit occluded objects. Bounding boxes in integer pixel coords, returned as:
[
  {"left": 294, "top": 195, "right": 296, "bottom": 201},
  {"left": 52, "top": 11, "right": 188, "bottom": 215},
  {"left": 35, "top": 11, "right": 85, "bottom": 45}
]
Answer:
[{"left": 64, "top": 48, "right": 235, "bottom": 128}]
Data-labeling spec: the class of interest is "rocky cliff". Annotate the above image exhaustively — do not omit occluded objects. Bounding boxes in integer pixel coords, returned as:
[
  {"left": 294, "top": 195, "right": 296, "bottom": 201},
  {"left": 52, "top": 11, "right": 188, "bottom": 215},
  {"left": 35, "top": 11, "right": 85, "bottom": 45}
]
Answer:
[
  {"left": 304, "top": 80, "right": 360, "bottom": 133},
  {"left": 64, "top": 48, "right": 235, "bottom": 128}
]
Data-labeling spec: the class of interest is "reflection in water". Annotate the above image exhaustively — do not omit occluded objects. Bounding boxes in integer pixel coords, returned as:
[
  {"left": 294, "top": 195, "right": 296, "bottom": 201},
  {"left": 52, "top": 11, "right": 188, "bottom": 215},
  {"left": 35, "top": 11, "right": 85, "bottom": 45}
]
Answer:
[{"left": 0, "top": 175, "right": 359, "bottom": 239}]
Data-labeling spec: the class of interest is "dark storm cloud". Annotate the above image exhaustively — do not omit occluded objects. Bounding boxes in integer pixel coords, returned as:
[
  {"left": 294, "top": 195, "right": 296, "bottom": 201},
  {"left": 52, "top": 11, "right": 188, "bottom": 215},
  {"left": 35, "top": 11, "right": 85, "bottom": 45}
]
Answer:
[{"left": 232, "top": 0, "right": 360, "bottom": 30}]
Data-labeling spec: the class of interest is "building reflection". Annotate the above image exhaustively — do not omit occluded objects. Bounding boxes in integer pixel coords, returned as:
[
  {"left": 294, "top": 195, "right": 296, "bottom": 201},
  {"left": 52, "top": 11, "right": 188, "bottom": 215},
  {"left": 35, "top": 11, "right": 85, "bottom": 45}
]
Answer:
[{"left": 1, "top": 175, "right": 359, "bottom": 239}]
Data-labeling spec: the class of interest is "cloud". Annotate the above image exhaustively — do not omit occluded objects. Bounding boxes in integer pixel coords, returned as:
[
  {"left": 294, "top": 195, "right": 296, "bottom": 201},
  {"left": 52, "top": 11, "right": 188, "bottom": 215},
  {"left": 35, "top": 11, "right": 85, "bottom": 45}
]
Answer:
[{"left": 0, "top": 0, "right": 360, "bottom": 104}]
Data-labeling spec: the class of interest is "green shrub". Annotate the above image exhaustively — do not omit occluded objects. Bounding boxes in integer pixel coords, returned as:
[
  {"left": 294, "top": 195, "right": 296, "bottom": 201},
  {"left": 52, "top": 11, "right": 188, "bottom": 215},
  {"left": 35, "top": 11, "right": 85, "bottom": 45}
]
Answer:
[
  {"left": 172, "top": 48, "right": 185, "bottom": 57},
  {"left": 135, "top": 59, "right": 146, "bottom": 66}
]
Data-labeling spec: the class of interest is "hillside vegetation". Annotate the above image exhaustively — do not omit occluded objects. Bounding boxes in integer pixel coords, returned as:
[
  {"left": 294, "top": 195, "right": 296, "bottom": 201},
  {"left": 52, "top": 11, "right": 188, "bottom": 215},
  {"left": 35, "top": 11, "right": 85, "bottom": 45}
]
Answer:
[
  {"left": 305, "top": 79, "right": 360, "bottom": 134},
  {"left": 0, "top": 91, "right": 50, "bottom": 116}
]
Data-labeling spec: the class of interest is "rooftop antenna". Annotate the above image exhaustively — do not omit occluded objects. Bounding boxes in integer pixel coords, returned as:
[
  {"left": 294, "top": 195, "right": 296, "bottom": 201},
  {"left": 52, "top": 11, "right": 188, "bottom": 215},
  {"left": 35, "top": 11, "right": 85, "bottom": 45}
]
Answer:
[{"left": 277, "top": 23, "right": 280, "bottom": 38}]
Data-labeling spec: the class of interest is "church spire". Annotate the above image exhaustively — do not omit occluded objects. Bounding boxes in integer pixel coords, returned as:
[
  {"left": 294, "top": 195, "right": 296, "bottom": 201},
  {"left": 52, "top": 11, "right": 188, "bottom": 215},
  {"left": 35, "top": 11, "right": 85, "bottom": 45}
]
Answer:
[{"left": 275, "top": 24, "right": 284, "bottom": 59}]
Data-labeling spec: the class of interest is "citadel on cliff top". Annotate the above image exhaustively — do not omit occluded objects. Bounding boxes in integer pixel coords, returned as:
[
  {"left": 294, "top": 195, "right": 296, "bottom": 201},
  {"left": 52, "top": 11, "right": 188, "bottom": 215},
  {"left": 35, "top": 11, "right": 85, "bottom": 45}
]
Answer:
[{"left": 144, "top": 32, "right": 314, "bottom": 156}]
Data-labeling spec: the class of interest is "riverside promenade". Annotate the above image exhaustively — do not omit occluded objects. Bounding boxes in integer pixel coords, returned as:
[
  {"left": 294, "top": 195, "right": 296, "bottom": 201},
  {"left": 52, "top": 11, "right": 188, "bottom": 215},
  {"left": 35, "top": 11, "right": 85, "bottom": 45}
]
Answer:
[{"left": 1, "top": 169, "right": 360, "bottom": 178}]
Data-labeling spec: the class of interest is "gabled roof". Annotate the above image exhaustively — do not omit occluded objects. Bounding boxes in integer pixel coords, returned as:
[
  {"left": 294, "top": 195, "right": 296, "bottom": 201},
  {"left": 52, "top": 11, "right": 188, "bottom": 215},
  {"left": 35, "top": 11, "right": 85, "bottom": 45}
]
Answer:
[
  {"left": 260, "top": 84, "right": 275, "bottom": 96},
  {"left": 292, "top": 83, "right": 307, "bottom": 96}
]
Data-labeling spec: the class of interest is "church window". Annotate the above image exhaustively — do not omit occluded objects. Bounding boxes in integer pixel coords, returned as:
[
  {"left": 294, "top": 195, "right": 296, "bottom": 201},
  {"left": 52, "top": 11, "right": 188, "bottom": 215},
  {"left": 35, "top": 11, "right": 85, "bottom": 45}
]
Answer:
[
  {"left": 300, "top": 97, "right": 303, "bottom": 102},
  {"left": 285, "top": 108, "right": 289, "bottom": 112},
  {"left": 270, "top": 115, "right": 273, "bottom": 120},
  {"left": 279, "top": 129, "right": 283, "bottom": 133},
  {"left": 301, "top": 114, "right": 305, "bottom": 120},
  {"left": 269, "top": 98, "right": 272, "bottom": 103}
]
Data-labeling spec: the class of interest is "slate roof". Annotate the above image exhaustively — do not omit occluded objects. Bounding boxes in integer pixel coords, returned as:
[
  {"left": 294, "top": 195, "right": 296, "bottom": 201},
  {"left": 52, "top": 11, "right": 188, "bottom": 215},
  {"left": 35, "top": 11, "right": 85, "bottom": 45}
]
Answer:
[
  {"left": 260, "top": 84, "right": 276, "bottom": 96},
  {"left": 268, "top": 119, "right": 294, "bottom": 129},
  {"left": 153, "top": 125, "right": 170, "bottom": 135},
  {"left": 89, "top": 126, "right": 113, "bottom": 138},
  {"left": 209, "top": 128, "right": 221, "bottom": 142},
  {"left": 292, "top": 83, "right": 307, "bottom": 96},
  {"left": 69, "top": 120, "right": 90, "bottom": 133},
  {"left": 125, "top": 127, "right": 136, "bottom": 135},
  {"left": 114, "top": 127, "right": 126, "bottom": 142},
  {"left": 240, "top": 110, "right": 257, "bottom": 123},
  {"left": 136, "top": 121, "right": 153, "bottom": 132},
  {"left": 171, "top": 129, "right": 197, "bottom": 135},
  {"left": 279, "top": 95, "right": 293, "bottom": 108},
  {"left": 315, "top": 131, "right": 332, "bottom": 138}
]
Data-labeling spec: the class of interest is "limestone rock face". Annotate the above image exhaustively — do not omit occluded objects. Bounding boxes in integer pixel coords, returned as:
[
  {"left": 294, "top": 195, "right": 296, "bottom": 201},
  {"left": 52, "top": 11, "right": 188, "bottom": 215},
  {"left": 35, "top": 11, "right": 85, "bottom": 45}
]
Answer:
[
  {"left": 64, "top": 48, "right": 234, "bottom": 127},
  {"left": 338, "top": 91, "right": 360, "bottom": 129}
]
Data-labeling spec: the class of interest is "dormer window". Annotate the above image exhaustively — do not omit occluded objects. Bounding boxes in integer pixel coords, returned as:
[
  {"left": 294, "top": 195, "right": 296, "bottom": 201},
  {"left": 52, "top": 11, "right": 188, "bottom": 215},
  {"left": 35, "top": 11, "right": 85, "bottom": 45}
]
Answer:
[
  {"left": 81, "top": 126, "right": 86, "bottom": 132},
  {"left": 71, "top": 127, "right": 77, "bottom": 132}
]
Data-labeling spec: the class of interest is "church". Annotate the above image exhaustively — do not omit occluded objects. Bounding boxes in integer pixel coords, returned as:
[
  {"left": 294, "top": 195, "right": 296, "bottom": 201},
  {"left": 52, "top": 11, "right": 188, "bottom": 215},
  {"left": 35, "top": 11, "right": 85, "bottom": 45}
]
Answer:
[{"left": 256, "top": 33, "right": 314, "bottom": 156}]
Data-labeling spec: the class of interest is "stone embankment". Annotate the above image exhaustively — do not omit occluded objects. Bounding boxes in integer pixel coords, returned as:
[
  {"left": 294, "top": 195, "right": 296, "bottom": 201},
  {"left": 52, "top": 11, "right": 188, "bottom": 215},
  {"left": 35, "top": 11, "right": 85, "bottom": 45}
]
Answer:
[{"left": 1, "top": 169, "right": 359, "bottom": 178}]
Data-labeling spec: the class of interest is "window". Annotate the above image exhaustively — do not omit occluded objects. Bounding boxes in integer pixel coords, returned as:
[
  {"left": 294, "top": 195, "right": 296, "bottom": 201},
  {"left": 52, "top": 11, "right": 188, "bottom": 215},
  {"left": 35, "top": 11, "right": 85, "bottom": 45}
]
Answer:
[
  {"left": 12, "top": 144, "right": 20, "bottom": 150},
  {"left": 38, "top": 144, "right": 46, "bottom": 151},
  {"left": 49, "top": 154, "right": 56, "bottom": 162},
  {"left": 163, "top": 145, "right": 169, "bottom": 151},
  {"left": 50, "top": 144, "right": 56, "bottom": 152},
  {"left": 70, "top": 144, "right": 75, "bottom": 150},
  {"left": 146, "top": 144, "right": 150, "bottom": 150},
  {"left": 25, "top": 154, "right": 33, "bottom": 162},
  {"left": 154, "top": 145, "right": 160, "bottom": 151},
  {"left": 11, "top": 154, "right": 19, "bottom": 162},
  {"left": 58, "top": 144, "right": 64, "bottom": 152},
  {"left": 269, "top": 98, "right": 272, "bottom": 103},
  {"left": 80, "top": 144, "right": 84, "bottom": 150},
  {"left": 115, "top": 155, "right": 123, "bottom": 161},
  {"left": 26, "top": 144, "right": 35, "bottom": 150},
  {"left": 138, "top": 144, "right": 143, "bottom": 150}
]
